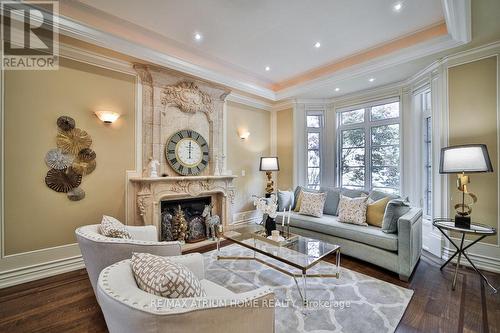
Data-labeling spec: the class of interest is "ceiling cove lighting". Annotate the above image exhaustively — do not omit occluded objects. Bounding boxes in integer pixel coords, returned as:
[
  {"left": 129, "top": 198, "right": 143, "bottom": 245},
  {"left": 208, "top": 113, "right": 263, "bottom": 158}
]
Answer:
[
  {"left": 265, "top": 66, "right": 271, "bottom": 71},
  {"left": 368, "top": 78, "right": 376, "bottom": 82},
  {"left": 314, "top": 42, "right": 321, "bottom": 48},
  {"left": 194, "top": 33, "right": 202, "bottom": 41},
  {"left": 393, "top": 2, "right": 403, "bottom": 12}
]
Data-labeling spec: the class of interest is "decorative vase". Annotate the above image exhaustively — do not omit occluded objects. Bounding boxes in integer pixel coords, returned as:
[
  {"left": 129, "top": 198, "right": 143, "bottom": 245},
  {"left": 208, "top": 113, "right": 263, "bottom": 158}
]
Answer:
[{"left": 265, "top": 216, "right": 276, "bottom": 236}]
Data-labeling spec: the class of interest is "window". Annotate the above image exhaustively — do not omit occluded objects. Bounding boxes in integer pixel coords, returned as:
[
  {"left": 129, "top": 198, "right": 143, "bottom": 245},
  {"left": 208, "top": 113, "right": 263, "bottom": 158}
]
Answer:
[
  {"left": 421, "top": 90, "right": 432, "bottom": 217},
  {"left": 338, "top": 99, "right": 400, "bottom": 194},
  {"left": 306, "top": 112, "right": 323, "bottom": 189}
]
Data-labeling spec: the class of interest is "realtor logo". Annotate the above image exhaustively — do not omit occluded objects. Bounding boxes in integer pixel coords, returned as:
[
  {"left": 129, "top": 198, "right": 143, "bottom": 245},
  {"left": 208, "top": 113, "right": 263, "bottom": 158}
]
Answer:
[{"left": 1, "top": 1, "right": 59, "bottom": 70}]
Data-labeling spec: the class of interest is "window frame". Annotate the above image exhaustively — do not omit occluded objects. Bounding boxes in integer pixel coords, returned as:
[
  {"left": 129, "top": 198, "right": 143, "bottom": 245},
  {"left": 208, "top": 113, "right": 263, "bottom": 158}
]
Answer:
[
  {"left": 421, "top": 89, "right": 432, "bottom": 219},
  {"left": 336, "top": 97, "right": 401, "bottom": 193},
  {"left": 306, "top": 111, "right": 324, "bottom": 189}
]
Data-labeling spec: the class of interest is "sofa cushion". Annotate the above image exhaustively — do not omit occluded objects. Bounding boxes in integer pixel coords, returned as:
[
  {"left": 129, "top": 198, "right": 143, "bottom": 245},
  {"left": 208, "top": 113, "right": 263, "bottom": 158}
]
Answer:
[
  {"left": 341, "top": 188, "right": 369, "bottom": 198},
  {"left": 292, "top": 186, "right": 319, "bottom": 211},
  {"left": 299, "top": 192, "right": 327, "bottom": 217},
  {"left": 279, "top": 212, "right": 398, "bottom": 251},
  {"left": 277, "top": 189, "right": 294, "bottom": 211},
  {"left": 338, "top": 195, "right": 368, "bottom": 226},
  {"left": 382, "top": 199, "right": 411, "bottom": 233},
  {"left": 368, "top": 190, "right": 399, "bottom": 202},
  {"left": 366, "top": 197, "right": 390, "bottom": 227},
  {"left": 100, "top": 215, "right": 132, "bottom": 239},
  {"left": 320, "top": 187, "right": 341, "bottom": 216},
  {"left": 131, "top": 252, "right": 206, "bottom": 298}
]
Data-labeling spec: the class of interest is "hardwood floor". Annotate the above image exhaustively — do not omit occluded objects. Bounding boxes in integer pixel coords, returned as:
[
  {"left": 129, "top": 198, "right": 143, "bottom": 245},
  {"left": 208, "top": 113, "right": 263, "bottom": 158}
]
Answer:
[{"left": 0, "top": 246, "right": 498, "bottom": 333}]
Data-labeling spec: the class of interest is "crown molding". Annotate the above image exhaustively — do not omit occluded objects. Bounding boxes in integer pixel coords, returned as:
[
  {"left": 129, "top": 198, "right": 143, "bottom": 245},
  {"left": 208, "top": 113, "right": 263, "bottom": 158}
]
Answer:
[
  {"left": 271, "top": 100, "right": 294, "bottom": 112},
  {"left": 18, "top": 1, "right": 472, "bottom": 102},
  {"left": 226, "top": 93, "right": 273, "bottom": 111}
]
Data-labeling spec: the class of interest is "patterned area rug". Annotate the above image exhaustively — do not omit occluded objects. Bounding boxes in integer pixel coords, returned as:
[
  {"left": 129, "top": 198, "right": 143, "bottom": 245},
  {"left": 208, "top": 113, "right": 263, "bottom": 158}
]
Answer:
[{"left": 203, "top": 244, "right": 413, "bottom": 333}]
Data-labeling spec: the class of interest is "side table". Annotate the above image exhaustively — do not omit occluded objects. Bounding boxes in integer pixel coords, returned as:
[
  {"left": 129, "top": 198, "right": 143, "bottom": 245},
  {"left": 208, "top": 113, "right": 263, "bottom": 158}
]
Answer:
[{"left": 433, "top": 218, "right": 497, "bottom": 293}]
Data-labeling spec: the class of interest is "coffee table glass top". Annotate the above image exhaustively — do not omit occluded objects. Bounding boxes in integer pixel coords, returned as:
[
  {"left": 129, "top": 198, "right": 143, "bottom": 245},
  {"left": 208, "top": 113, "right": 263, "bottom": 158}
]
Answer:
[{"left": 222, "top": 224, "right": 340, "bottom": 270}]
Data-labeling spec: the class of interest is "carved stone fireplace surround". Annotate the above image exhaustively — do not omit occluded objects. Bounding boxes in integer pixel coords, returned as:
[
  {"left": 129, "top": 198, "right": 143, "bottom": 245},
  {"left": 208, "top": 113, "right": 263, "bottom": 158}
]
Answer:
[{"left": 127, "top": 65, "right": 236, "bottom": 241}]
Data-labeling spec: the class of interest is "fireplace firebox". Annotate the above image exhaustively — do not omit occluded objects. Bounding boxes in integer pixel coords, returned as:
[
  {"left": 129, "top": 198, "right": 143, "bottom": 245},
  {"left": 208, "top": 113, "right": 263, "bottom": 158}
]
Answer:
[{"left": 160, "top": 196, "right": 212, "bottom": 243}]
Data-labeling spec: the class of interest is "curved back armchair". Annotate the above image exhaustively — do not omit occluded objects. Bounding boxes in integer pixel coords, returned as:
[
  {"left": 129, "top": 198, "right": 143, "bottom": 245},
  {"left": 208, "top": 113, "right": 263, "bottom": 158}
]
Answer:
[
  {"left": 75, "top": 224, "right": 182, "bottom": 294},
  {"left": 97, "top": 254, "right": 275, "bottom": 333}
]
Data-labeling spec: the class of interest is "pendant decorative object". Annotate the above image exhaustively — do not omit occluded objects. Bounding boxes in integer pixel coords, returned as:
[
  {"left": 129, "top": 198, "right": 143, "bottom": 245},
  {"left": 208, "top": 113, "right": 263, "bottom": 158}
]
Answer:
[
  {"left": 45, "top": 148, "right": 74, "bottom": 170},
  {"left": 45, "top": 168, "right": 82, "bottom": 193},
  {"left": 72, "top": 159, "right": 96, "bottom": 176},
  {"left": 56, "top": 116, "right": 75, "bottom": 131},
  {"left": 67, "top": 187, "right": 85, "bottom": 201},
  {"left": 45, "top": 116, "right": 96, "bottom": 201},
  {"left": 57, "top": 128, "right": 92, "bottom": 155},
  {"left": 78, "top": 148, "right": 96, "bottom": 161}
]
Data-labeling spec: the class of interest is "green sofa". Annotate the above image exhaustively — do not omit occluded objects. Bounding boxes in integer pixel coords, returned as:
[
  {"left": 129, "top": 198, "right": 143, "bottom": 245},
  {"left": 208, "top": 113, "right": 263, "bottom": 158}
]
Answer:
[{"left": 277, "top": 187, "right": 422, "bottom": 281}]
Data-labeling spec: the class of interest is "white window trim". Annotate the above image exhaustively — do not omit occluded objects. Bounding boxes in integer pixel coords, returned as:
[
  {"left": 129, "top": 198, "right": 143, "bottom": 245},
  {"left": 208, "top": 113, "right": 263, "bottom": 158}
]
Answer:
[
  {"left": 421, "top": 89, "right": 432, "bottom": 220},
  {"left": 306, "top": 110, "right": 324, "bottom": 189},
  {"left": 336, "top": 97, "right": 402, "bottom": 193}
]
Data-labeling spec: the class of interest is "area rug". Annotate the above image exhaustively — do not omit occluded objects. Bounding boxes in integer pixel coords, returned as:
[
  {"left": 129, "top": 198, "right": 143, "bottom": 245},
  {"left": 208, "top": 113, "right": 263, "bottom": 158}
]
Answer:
[{"left": 203, "top": 244, "right": 413, "bottom": 333}]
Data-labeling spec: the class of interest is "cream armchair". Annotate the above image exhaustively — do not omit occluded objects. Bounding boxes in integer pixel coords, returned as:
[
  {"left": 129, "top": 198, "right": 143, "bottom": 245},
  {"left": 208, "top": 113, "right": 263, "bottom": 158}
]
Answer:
[
  {"left": 75, "top": 224, "right": 182, "bottom": 294},
  {"left": 97, "top": 253, "right": 275, "bottom": 333}
]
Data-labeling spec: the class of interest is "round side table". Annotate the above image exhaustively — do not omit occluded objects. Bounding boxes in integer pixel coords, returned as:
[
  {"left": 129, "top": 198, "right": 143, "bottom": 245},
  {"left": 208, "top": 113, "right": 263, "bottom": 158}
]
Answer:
[{"left": 433, "top": 218, "right": 497, "bottom": 293}]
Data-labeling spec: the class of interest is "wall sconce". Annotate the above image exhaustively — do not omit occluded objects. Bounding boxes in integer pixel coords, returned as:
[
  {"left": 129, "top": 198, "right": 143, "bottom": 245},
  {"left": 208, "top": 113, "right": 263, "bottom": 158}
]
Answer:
[
  {"left": 95, "top": 110, "right": 120, "bottom": 124},
  {"left": 238, "top": 129, "right": 250, "bottom": 140}
]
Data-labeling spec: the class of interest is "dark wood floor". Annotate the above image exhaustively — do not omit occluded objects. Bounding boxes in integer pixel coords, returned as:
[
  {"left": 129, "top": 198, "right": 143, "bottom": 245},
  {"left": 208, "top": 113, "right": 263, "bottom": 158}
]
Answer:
[{"left": 0, "top": 245, "right": 498, "bottom": 333}]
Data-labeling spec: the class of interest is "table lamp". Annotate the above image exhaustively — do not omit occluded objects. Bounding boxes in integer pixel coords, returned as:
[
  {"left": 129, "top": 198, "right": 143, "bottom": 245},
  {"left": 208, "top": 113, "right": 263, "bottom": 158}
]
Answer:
[
  {"left": 259, "top": 157, "right": 279, "bottom": 198},
  {"left": 439, "top": 144, "right": 493, "bottom": 228}
]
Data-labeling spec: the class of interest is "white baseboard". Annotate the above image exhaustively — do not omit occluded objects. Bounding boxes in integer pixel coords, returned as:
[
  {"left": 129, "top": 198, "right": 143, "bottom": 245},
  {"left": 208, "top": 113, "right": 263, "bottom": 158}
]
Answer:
[
  {"left": 232, "top": 209, "right": 262, "bottom": 225},
  {"left": 442, "top": 246, "right": 500, "bottom": 274},
  {"left": 0, "top": 243, "right": 84, "bottom": 289}
]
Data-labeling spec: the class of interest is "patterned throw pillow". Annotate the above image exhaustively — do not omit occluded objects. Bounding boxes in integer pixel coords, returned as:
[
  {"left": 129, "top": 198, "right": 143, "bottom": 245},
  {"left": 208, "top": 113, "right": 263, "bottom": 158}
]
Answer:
[
  {"left": 100, "top": 215, "right": 132, "bottom": 239},
  {"left": 366, "top": 197, "right": 390, "bottom": 227},
  {"left": 131, "top": 252, "right": 206, "bottom": 298},
  {"left": 299, "top": 192, "right": 327, "bottom": 217},
  {"left": 337, "top": 195, "right": 369, "bottom": 226}
]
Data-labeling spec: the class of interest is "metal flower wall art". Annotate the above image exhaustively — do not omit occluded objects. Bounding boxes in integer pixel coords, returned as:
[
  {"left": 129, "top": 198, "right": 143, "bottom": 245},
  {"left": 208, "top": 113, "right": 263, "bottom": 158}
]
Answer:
[{"left": 44, "top": 116, "right": 97, "bottom": 201}]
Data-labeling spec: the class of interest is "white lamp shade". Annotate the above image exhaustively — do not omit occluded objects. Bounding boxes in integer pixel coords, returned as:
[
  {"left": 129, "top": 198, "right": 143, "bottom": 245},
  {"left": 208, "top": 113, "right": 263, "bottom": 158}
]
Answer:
[
  {"left": 259, "top": 157, "right": 279, "bottom": 171},
  {"left": 440, "top": 144, "right": 493, "bottom": 173}
]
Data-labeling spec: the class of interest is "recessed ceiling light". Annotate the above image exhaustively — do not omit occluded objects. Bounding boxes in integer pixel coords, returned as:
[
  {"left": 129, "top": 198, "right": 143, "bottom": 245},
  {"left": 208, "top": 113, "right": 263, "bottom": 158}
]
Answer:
[
  {"left": 335, "top": 87, "right": 340, "bottom": 92},
  {"left": 369, "top": 78, "right": 375, "bottom": 82},
  {"left": 393, "top": 2, "right": 402, "bottom": 11},
  {"left": 265, "top": 66, "right": 270, "bottom": 71},
  {"left": 314, "top": 42, "right": 321, "bottom": 48},
  {"left": 194, "top": 33, "right": 202, "bottom": 41}
]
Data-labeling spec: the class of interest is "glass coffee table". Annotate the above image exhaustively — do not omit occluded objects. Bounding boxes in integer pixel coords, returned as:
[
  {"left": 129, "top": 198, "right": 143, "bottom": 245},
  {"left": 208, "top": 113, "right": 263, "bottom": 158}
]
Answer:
[{"left": 217, "top": 224, "right": 341, "bottom": 304}]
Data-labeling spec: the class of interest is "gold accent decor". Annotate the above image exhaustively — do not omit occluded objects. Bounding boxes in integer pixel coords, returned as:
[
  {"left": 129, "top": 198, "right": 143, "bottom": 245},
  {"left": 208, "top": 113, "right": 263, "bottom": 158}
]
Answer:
[
  {"left": 265, "top": 171, "right": 274, "bottom": 195},
  {"left": 72, "top": 159, "right": 97, "bottom": 176},
  {"left": 57, "top": 128, "right": 92, "bottom": 155},
  {"left": 45, "top": 168, "right": 82, "bottom": 193},
  {"left": 454, "top": 173, "right": 478, "bottom": 217}
]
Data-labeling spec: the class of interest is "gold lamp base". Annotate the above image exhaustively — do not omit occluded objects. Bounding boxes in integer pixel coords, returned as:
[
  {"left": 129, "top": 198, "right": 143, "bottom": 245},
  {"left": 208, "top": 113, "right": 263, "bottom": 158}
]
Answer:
[
  {"left": 454, "top": 173, "right": 477, "bottom": 229},
  {"left": 265, "top": 171, "right": 274, "bottom": 197}
]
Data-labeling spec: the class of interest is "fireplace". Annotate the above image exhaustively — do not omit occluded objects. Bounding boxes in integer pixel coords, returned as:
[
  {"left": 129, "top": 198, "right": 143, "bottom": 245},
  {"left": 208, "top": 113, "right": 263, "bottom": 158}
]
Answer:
[{"left": 160, "top": 196, "right": 211, "bottom": 243}]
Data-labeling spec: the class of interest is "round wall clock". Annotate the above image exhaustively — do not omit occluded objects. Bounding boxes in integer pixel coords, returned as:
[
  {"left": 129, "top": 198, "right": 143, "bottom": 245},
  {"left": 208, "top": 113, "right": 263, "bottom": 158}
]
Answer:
[{"left": 165, "top": 129, "right": 209, "bottom": 175}]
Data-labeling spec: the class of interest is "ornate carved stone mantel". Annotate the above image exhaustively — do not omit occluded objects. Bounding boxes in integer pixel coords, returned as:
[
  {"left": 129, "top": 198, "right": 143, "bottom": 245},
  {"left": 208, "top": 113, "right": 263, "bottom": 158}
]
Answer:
[{"left": 129, "top": 176, "right": 236, "bottom": 235}]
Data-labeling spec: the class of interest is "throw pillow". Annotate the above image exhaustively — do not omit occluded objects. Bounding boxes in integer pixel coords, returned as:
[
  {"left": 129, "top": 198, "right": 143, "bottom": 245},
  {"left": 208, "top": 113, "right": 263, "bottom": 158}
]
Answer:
[
  {"left": 320, "top": 187, "right": 341, "bottom": 216},
  {"left": 293, "top": 186, "right": 319, "bottom": 212},
  {"left": 366, "top": 197, "right": 390, "bottom": 227},
  {"left": 337, "top": 195, "right": 368, "bottom": 226},
  {"left": 368, "top": 190, "right": 399, "bottom": 202},
  {"left": 336, "top": 190, "right": 368, "bottom": 215},
  {"left": 277, "top": 189, "right": 294, "bottom": 211},
  {"left": 100, "top": 215, "right": 132, "bottom": 239},
  {"left": 299, "top": 192, "right": 327, "bottom": 217},
  {"left": 382, "top": 198, "right": 411, "bottom": 233},
  {"left": 131, "top": 252, "right": 206, "bottom": 298}
]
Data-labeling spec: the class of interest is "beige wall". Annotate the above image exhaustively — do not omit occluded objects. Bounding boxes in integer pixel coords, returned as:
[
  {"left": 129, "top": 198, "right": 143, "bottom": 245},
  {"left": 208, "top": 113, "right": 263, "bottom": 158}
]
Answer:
[
  {"left": 448, "top": 56, "right": 498, "bottom": 244},
  {"left": 276, "top": 108, "right": 293, "bottom": 190},
  {"left": 4, "top": 58, "right": 136, "bottom": 254},
  {"left": 226, "top": 102, "right": 270, "bottom": 213}
]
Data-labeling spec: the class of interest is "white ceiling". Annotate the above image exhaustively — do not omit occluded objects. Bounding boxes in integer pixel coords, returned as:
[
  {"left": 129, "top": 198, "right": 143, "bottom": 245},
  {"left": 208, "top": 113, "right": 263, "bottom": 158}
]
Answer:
[{"left": 77, "top": 0, "right": 444, "bottom": 84}]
